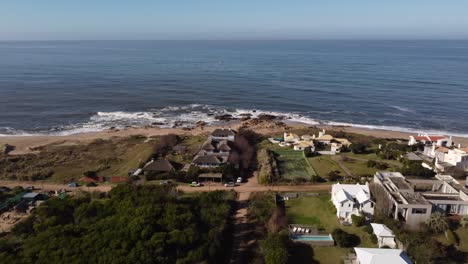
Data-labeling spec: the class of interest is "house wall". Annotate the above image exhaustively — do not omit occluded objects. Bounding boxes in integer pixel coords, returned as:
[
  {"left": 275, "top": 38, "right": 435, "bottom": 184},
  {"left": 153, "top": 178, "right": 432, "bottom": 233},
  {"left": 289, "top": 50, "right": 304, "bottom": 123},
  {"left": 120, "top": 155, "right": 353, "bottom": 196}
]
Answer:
[
  {"left": 378, "top": 236, "right": 396, "bottom": 248},
  {"left": 397, "top": 204, "right": 432, "bottom": 230},
  {"left": 333, "top": 199, "right": 354, "bottom": 219},
  {"left": 210, "top": 135, "right": 235, "bottom": 142},
  {"left": 361, "top": 201, "right": 375, "bottom": 219}
]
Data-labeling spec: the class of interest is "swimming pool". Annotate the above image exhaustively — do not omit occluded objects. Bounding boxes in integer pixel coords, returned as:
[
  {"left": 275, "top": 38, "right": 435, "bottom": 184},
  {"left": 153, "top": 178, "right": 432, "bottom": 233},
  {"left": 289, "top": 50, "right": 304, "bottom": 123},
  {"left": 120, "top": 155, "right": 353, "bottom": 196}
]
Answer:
[{"left": 291, "top": 235, "right": 334, "bottom": 241}]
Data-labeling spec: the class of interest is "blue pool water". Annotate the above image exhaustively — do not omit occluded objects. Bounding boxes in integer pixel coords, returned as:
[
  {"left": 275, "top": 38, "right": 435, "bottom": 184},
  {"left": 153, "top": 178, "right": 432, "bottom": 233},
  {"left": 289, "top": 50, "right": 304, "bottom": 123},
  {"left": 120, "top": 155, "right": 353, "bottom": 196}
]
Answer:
[{"left": 291, "top": 235, "right": 334, "bottom": 241}]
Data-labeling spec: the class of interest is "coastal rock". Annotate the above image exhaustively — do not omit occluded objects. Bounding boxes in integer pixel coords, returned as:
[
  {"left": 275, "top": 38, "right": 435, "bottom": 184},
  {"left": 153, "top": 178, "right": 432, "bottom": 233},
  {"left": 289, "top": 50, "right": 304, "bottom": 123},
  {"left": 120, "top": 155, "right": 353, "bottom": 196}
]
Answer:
[
  {"left": 2, "top": 144, "right": 15, "bottom": 155},
  {"left": 240, "top": 117, "right": 251, "bottom": 121},
  {"left": 151, "top": 122, "right": 165, "bottom": 126},
  {"left": 239, "top": 113, "right": 252, "bottom": 117},
  {"left": 215, "top": 114, "right": 235, "bottom": 121},
  {"left": 257, "top": 114, "right": 278, "bottom": 121},
  {"left": 196, "top": 121, "right": 207, "bottom": 127}
]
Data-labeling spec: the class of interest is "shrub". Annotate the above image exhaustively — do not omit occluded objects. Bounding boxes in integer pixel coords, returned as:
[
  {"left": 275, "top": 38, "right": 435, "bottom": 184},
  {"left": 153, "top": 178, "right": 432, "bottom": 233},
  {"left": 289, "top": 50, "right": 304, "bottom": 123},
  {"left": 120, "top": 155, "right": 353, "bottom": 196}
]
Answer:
[
  {"left": 370, "top": 234, "right": 378, "bottom": 244},
  {"left": 375, "top": 162, "right": 388, "bottom": 170},
  {"left": 367, "top": 160, "right": 377, "bottom": 168},
  {"left": 310, "top": 175, "right": 322, "bottom": 183},
  {"left": 445, "top": 229, "right": 457, "bottom": 245},
  {"left": 257, "top": 149, "right": 280, "bottom": 184},
  {"left": 350, "top": 143, "right": 367, "bottom": 154},
  {"left": 332, "top": 229, "right": 360, "bottom": 247},
  {"left": 351, "top": 213, "right": 366, "bottom": 227},
  {"left": 328, "top": 170, "right": 341, "bottom": 181},
  {"left": 83, "top": 171, "right": 97, "bottom": 178},
  {"left": 362, "top": 225, "right": 373, "bottom": 234}
]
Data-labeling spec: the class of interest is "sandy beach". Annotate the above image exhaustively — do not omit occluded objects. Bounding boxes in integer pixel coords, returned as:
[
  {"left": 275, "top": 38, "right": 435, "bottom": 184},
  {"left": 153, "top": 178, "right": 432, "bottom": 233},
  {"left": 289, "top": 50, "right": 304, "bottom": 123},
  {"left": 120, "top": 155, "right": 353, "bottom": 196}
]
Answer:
[{"left": 2, "top": 121, "right": 468, "bottom": 156}]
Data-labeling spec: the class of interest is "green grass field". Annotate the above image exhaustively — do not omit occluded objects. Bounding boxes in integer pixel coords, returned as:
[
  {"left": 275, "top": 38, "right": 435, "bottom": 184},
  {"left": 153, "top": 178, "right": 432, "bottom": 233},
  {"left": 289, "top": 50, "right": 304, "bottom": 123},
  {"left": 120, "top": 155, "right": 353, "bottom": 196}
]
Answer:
[
  {"left": 286, "top": 195, "right": 376, "bottom": 264},
  {"left": 273, "top": 148, "right": 318, "bottom": 179},
  {"left": 308, "top": 155, "right": 345, "bottom": 178}
]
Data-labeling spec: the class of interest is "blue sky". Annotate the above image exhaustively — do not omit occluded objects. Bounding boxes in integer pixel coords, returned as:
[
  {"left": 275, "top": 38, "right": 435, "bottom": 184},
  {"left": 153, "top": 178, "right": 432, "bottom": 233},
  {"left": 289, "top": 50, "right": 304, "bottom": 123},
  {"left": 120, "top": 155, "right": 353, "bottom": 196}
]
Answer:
[{"left": 1, "top": 0, "right": 467, "bottom": 40}]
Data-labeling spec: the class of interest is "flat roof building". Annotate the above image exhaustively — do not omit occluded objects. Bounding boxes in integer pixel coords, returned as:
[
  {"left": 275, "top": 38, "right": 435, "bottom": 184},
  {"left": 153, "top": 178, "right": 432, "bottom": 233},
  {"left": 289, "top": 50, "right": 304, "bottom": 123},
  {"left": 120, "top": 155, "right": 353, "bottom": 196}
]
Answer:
[{"left": 374, "top": 172, "right": 468, "bottom": 230}]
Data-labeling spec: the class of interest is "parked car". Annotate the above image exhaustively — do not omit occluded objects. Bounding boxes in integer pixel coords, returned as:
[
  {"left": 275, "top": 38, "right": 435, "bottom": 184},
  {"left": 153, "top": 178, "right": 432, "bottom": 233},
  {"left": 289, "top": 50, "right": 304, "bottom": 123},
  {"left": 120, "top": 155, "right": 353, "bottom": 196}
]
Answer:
[
  {"left": 160, "top": 180, "right": 172, "bottom": 185},
  {"left": 68, "top": 182, "right": 79, "bottom": 188},
  {"left": 236, "top": 177, "right": 243, "bottom": 183},
  {"left": 189, "top": 182, "right": 202, "bottom": 187},
  {"left": 224, "top": 182, "right": 236, "bottom": 187},
  {"left": 86, "top": 182, "right": 97, "bottom": 187}
]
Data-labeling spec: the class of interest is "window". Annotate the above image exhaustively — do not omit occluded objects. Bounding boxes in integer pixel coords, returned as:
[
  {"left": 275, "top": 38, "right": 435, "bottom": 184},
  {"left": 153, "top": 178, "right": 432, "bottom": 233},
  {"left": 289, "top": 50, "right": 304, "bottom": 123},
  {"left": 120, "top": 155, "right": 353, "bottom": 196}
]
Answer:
[
  {"left": 370, "top": 203, "right": 374, "bottom": 208},
  {"left": 412, "top": 208, "right": 427, "bottom": 214}
]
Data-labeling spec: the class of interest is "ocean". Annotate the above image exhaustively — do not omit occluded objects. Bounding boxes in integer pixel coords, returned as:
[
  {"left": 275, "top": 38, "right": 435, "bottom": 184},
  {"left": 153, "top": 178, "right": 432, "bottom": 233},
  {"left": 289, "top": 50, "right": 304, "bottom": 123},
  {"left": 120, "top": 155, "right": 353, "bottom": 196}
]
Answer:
[{"left": 1, "top": 40, "right": 467, "bottom": 137}]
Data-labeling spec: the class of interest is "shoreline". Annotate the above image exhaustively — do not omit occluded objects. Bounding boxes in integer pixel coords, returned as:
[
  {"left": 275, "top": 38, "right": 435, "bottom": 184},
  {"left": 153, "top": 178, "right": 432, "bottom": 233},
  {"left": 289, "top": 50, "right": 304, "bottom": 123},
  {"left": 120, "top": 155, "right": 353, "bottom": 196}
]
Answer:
[{"left": 1, "top": 121, "right": 468, "bottom": 155}]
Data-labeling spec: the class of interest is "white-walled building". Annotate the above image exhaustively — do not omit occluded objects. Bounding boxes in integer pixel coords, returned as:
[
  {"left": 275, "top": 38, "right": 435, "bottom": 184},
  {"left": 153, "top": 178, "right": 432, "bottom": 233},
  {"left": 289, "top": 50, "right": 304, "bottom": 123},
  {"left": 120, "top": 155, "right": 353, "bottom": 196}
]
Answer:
[
  {"left": 352, "top": 248, "right": 412, "bottom": 264},
  {"left": 408, "top": 134, "right": 452, "bottom": 147},
  {"left": 370, "top": 223, "right": 396, "bottom": 248},
  {"left": 374, "top": 171, "right": 468, "bottom": 230},
  {"left": 331, "top": 183, "right": 375, "bottom": 223}
]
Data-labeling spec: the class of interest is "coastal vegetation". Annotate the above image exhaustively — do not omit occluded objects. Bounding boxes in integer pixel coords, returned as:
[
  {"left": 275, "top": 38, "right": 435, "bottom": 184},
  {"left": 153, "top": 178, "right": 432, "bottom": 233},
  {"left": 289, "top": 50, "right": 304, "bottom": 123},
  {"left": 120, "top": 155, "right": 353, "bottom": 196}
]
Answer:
[
  {"left": 0, "top": 185, "right": 236, "bottom": 264},
  {"left": 0, "top": 136, "right": 154, "bottom": 182},
  {"left": 247, "top": 192, "right": 290, "bottom": 264}
]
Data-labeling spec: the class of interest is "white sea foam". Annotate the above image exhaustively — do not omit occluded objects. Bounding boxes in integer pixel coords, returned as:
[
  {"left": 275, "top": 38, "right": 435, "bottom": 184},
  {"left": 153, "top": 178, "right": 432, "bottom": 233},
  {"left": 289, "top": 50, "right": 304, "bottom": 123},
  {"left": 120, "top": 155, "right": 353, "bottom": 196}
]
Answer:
[
  {"left": 1, "top": 104, "right": 468, "bottom": 138},
  {"left": 388, "top": 105, "right": 415, "bottom": 113}
]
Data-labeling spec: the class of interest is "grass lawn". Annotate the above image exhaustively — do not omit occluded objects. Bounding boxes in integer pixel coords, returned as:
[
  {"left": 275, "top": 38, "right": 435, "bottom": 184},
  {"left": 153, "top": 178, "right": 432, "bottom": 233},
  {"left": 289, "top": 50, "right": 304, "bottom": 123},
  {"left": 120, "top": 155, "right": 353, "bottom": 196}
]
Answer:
[
  {"left": 308, "top": 156, "right": 345, "bottom": 178},
  {"left": 456, "top": 228, "right": 468, "bottom": 252},
  {"left": 340, "top": 159, "right": 379, "bottom": 176},
  {"left": 273, "top": 148, "right": 318, "bottom": 179},
  {"left": 286, "top": 195, "right": 376, "bottom": 264},
  {"left": 345, "top": 152, "right": 403, "bottom": 168}
]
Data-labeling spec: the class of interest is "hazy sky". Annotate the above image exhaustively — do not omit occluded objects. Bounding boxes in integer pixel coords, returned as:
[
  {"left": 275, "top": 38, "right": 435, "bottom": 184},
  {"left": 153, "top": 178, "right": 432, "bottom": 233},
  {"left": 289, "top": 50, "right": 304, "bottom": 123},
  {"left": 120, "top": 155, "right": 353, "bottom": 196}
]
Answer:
[{"left": 1, "top": 0, "right": 467, "bottom": 40}]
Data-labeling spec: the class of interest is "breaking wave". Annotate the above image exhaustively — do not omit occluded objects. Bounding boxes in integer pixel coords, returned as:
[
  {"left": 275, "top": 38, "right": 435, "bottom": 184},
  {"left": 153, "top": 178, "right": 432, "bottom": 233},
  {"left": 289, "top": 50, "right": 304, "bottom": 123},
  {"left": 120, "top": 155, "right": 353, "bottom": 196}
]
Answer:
[{"left": 1, "top": 104, "right": 468, "bottom": 138}]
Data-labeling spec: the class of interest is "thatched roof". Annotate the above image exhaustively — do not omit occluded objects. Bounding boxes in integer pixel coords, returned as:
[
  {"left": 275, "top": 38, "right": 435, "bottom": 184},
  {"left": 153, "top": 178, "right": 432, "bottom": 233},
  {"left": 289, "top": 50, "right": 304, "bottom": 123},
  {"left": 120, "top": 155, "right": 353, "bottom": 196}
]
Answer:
[{"left": 143, "top": 160, "right": 175, "bottom": 172}]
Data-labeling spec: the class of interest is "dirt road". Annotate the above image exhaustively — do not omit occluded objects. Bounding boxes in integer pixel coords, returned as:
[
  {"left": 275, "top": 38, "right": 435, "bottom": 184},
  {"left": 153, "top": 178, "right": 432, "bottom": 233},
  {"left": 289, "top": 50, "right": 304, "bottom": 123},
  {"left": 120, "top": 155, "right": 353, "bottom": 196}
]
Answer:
[
  {"left": 0, "top": 178, "right": 331, "bottom": 194},
  {"left": 0, "top": 180, "right": 112, "bottom": 193}
]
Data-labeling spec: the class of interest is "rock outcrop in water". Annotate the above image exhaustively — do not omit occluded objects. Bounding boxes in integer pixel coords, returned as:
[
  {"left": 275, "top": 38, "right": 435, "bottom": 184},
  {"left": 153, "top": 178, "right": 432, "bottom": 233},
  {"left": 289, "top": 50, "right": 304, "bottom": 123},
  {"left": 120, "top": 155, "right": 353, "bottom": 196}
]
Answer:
[{"left": 214, "top": 114, "right": 236, "bottom": 121}]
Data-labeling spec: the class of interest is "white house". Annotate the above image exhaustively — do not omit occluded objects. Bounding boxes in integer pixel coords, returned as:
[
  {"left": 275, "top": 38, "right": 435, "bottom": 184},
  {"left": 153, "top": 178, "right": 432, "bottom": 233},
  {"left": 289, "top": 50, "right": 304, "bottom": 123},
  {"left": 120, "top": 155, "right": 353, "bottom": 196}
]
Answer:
[
  {"left": 293, "top": 141, "right": 315, "bottom": 151},
  {"left": 284, "top": 132, "right": 300, "bottom": 143},
  {"left": 408, "top": 134, "right": 452, "bottom": 147},
  {"left": 353, "top": 248, "right": 412, "bottom": 264},
  {"left": 331, "top": 183, "right": 375, "bottom": 223},
  {"left": 441, "top": 148, "right": 468, "bottom": 171},
  {"left": 370, "top": 223, "right": 396, "bottom": 248}
]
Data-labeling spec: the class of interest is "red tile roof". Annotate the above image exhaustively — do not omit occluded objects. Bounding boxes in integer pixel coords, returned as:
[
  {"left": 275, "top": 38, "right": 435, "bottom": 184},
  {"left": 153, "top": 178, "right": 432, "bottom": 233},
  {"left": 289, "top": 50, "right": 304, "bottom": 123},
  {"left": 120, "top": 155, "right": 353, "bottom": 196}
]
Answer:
[
  {"left": 109, "top": 177, "right": 129, "bottom": 183},
  {"left": 414, "top": 135, "right": 447, "bottom": 142},
  {"left": 81, "top": 176, "right": 105, "bottom": 182}
]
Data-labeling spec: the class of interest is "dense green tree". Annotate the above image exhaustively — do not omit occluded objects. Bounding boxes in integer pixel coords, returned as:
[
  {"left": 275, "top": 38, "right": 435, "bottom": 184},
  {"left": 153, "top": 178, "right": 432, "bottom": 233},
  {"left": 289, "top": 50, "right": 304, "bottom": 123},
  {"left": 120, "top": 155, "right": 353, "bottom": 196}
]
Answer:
[
  {"left": 261, "top": 233, "right": 289, "bottom": 264},
  {"left": 3, "top": 185, "right": 235, "bottom": 264}
]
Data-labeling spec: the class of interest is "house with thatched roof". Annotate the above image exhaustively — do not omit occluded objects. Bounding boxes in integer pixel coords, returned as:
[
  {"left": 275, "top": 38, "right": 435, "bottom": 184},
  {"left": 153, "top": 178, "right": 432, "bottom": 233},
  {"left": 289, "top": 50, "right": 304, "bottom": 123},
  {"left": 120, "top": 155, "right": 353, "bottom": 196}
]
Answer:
[
  {"left": 142, "top": 159, "right": 175, "bottom": 174},
  {"left": 210, "top": 128, "right": 236, "bottom": 141}
]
